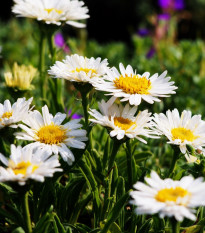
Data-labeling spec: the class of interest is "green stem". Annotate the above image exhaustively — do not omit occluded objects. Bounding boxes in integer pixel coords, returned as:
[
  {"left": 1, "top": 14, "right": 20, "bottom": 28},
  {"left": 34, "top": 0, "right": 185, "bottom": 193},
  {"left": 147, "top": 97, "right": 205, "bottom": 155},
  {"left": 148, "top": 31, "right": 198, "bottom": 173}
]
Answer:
[
  {"left": 168, "top": 147, "right": 179, "bottom": 178},
  {"left": 73, "top": 82, "right": 92, "bottom": 131},
  {"left": 81, "top": 90, "right": 89, "bottom": 129},
  {"left": 47, "top": 33, "right": 56, "bottom": 63},
  {"left": 108, "top": 139, "right": 122, "bottom": 172},
  {"left": 47, "top": 33, "right": 64, "bottom": 112},
  {"left": 0, "top": 135, "right": 8, "bottom": 155},
  {"left": 171, "top": 218, "right": 180, "bottom": 233},
  {"left": 126, "top": 140, "right": 133, "bottom": 189},
  {"left": 200, "top": 207, "right": 204, "bottom": 233},
  {"left": 23, "top": 191, "right": 32, "bottom": 233},
  {"left": 39, "top": 29, "right": 46, "bottom": 100},
  {"left": 78, "top": 158, "right": 101, "bottom": 228}
]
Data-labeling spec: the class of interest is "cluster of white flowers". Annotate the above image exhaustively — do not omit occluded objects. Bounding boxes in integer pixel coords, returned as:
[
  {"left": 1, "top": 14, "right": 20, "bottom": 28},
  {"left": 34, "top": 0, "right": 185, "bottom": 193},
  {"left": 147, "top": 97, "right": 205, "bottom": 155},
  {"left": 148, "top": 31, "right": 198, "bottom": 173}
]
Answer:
[
  {"left": 48, "top": 53, "right": 205, "bottom": 221},
  {"left": 0, "top": 97, "right": 87, "bottom": 185},
  {"left": 1, "top": 0, "right": 205, "bottom": 224}
]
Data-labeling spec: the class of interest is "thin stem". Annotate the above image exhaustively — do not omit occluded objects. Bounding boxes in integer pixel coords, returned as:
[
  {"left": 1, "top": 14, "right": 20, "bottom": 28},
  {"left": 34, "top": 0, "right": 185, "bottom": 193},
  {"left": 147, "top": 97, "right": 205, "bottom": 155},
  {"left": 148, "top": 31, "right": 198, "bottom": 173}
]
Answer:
[
  {"left": 200, "top": 207, "right": 204, "bottom": 233},
  {"left": 47, "top": 32, "right": 56, "bottom": 63},
  {"left": 0, "top": 135, "right": 8, "bottom": 155},
  {"left": 108, "top": 139, "right": 122, "bottom": 172},
  {"left": 78, "top": 158, "right": 101, "bottom": 228},
  {"left": 73, "top": 82, "right": 92, "bottom": 131},
  {"left": 47, "top": 33, "right": 64, "bottom": 112},
  {"left": 39, "top": 29, "right": 46, "bottom": 100},
  {"left": 168, "top": 147, "right": 179, "bottom": 178},
  {"left": 23, "top": 191, "right": 32, "bottom": 233},
  {"left": 171, "top": 218, "right": 180, "bottom": 233},
  {"left": 126, "top": 140, "right": 133, "bottom": 189},
  {"left": 81, "top": 90, "right": 89, "bottom": 128}
]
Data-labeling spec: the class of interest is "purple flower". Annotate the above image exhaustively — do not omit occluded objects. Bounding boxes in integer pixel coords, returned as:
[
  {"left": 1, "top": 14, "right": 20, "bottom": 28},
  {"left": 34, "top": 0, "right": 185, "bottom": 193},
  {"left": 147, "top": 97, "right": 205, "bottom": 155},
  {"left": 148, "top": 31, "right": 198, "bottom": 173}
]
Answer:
[
  {"left": 68, "top": 109, "right": 82, "bottom": 119},
  {"left": 137, "top": 28, "right": 149, "bottom": 37},
  {"left": 158, "top": 13, "right": 171, "bottom": 21},
  {"left": 146, "top": 47, "right": 156, "bottom": 59},
  {"left": 158, "top": 0, "right": 184, "bottom": 10},
  {"left": 158, "top": 0, "right": 170, "bottom": 9},
  {"left": 174, "top": 0, "right": 184, "bottom": 10},
  {"left": 54, "top": 32, "right": 70, "bottom": 53},
  {"left": 54, "top": 32, "right": 65, "bottom": 48}
]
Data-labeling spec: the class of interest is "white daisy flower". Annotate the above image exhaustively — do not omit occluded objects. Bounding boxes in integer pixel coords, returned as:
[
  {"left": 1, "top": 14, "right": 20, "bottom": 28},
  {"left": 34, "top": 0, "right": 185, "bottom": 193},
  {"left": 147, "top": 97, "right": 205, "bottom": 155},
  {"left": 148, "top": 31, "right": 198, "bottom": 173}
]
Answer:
[
  {"left": 48, "top": 54, "right": 109, "bottom": 85},
  {"left": 12, "top": 0, "right": 89, "bottom": 27},
  {"left": 92, "top": 63, "right": 177, "bottom": 106},
  {"left": 153, "top": 109, "right": 205, "bottom": 157},
  {"left": 89, "top": 97, "right": 156, "bottom": 141},
  {"left": 15, "top": 105, "right": 87, "bottom": 165},
  {"left": 0, "top": 144, "right": 62, "bottom": 186},
  {"left": 0, "top": 97, "right": 33, "bottom": 129},
  {"left": 130, "top": 171, "right": 205, "bottom": 221}
]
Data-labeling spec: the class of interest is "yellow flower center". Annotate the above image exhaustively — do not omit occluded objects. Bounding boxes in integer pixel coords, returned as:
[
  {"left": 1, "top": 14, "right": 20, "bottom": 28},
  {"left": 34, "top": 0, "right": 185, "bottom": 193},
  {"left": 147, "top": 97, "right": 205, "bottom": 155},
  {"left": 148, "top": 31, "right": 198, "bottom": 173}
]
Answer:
[
  {"left": 155, "top": 187, "right": 191, "bottom": 203},
  {"left": 114, "top": 116, "right": 136, "bottom": 131},
  {"left": 171, "top": 127, "right": 198, "bottom": 142},
  {"left": 72, "top": 67, "right": 97, "bottom": 77},
  {"left": 45, "top": 8, "right": 63, "bottom": 14},
  {"left": 36, "top": 124, "right": 67, "bottom": 145},
  {"left": 1, "top": 112, "right": 13, "bottom": 119},
  {"left": 0, "top": 111, "right": 13, "bottom": 122},
  {"left": 114, "top": 74, "right": 151, "bottom": 94},
  {"left": 9, "top": 161, "right": 38, "bottom": 175}
]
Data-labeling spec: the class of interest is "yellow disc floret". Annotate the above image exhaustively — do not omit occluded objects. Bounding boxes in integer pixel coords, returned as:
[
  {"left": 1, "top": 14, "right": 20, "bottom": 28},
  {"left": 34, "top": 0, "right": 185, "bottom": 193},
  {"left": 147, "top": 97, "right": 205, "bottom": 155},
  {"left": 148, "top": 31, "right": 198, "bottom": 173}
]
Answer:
[
  {"left": 114, "top": 74, "right": 151, "bottom": 94},
  {"left": 45, "top": 8, "right": 63, "bottom": 14},
  {"left": 171, "top": 127, "right": 198, "bottom": 142},
  {"left": 37, "top": 124, "right": 67, "bottom": 145},
  {"left": 155, "top": 187, "right": 191, "bottom": 203},
  {"left": 9, "top": 161, "right": 38, "bottom": 176},
  {"left": 1, "top": 112, "right": 13, "bottom": 119},
  {"left": 114, "top": 116, "right": 136, "bottom": 131},
  {"left": 72, "top": 67, "right": 97, "bottom": 77}
]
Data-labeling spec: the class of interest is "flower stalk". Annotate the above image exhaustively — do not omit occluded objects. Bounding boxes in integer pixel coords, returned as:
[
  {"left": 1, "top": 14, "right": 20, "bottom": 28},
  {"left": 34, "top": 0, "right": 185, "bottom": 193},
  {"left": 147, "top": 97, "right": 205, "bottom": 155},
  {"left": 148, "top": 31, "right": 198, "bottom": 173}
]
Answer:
[
  {"left": 23, "top": 191, "right": 32, "bottom": 233},
  {"left": 47, "top": 31, "right": 64, "bottom": 112},
  {"left": 39, "top": 28, "right": 46, "bottom": 100},
  {"left": 126, "top": 140, "right": 133, "bottom": 189},
  {"left": 108, "top": 139, "right": 123, "bottom": 172},
  {"left": 171, "top": 218, "right": 180, "bottom": 233},
  {"left": 168, "top": 146, "right": 179, "bottom": 178},
  {"left": 73, "top": 82, "right": 93, "bottom": 130}
]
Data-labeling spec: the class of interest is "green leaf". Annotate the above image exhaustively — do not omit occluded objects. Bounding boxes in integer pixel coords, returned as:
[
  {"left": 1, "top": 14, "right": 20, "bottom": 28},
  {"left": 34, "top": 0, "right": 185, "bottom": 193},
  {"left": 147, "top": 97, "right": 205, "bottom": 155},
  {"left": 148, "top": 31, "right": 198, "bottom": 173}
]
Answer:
[
  {"left": 103, "top": 136, "right": 110, "bottom": 169},
  {"left": 134, "top": 151, "right": 153, "bottom": 163},
  {"left": 183, "top": 225, "right": 202, "bottom": 233},
  {"left": 108, "top": 222, "right": 122, "bottom": 233},
  {"left": 75, "top": 223, "right": 92, "bottom": 233},
  {"left": 0, "top": 183, "right": 16, "bottom": 194},
  {"left": 137, "top": 218, "right": 152, "bottom": 233},
  {"left": 111, "top": 162, "right": 118, "bottom": 197},
  {"left": 53, "top": 213, "right": 66, "bottom": 233},
  {"left": 101, "top": 191, "right": 130, "bottom": 233},
  {"left": 12, "top": 227, "right": 25, "bottom": 233},
  {"left": 58, "top": 177, "right": 85, "bottom": 221},
  {"left": 32, "top": 212, "right": 53, "bottom": 233},
  {"left": 0, "top": 203, "right": 24, "bottom": 226},
  {"left": 89, "top": 230, "right": 101, "bottom": 233},
  {"left": 197, "top": 216, "right": 205, "bottom": 225},
  {"left": 117, "top": 177, "right": 125, "bottom": 230},
  {"left": 92, "top": 148, "right": 103, "bottom": 172}
]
